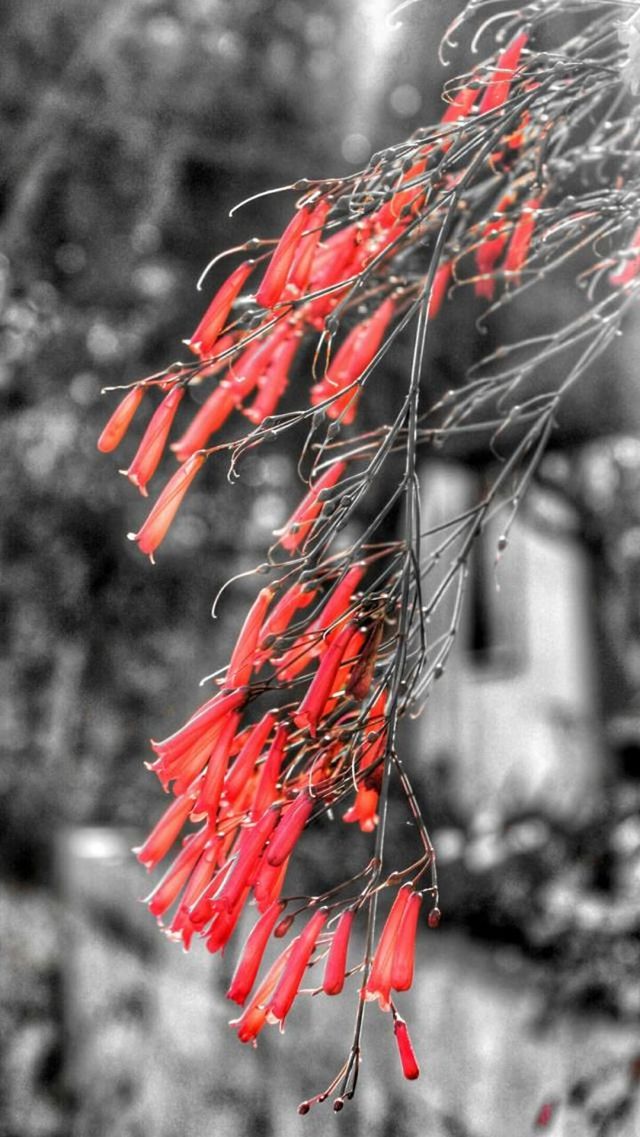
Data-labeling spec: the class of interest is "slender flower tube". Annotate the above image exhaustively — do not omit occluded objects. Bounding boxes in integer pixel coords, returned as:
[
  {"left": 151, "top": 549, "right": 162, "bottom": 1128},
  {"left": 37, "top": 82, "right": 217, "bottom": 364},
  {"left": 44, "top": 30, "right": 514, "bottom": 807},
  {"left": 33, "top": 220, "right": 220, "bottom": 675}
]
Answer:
[
  {"left": 503, "top": 197, "right": 541, "bottom": 281},
  {"left": 343, "top": 696, "right": 387, "bottom": 832},
  {"left": 477, "top": 30, "right": 528, "bottom": 116},
  {"left": 250, "top": 724, "right": 289, "bottom": 819},
  {"left": 428, "top": 261, "right": 452, "bottom": 317},
  {"left": 208, "top": 807, "right": 280, "bottom": 917},
  {"left": 244, "top": 330, "right": 301, "bottom": 425},
  {"left": 122, "top": 385, "right": 185, "bottom": 496},
  {"left": 377, "top": 154, "right": 430, "bottom": 228},
  {"left": 226, "top": 900, "right": 286, "bottom": 1005},
  {"left": 441, "top": 83, "right": 478, "bottom": 123},
  {"left": 133, "top": 784, "right": 200, "bottom": 869},
  {"left": 287, "top": 198, "right": 332, "bottom": 291},
  {"left": 143, "top": 824, "right": 209, "bottom": 919},
  {"left": 265, "top": 907, "right": 328, "bottom": 1027},
  {"left": 292, "top": 621, "right": 355, "bottom": 737},
  {"left": 390, "top": 890, "right": 422, "bottom": 993},
  {"left": 226, "top": 318, "right": 293, "bottom": 403},
  {"left": 363, "top": 885, "right": 412, "bottom": 1010},
  {"left": 256, "top": 203, "right": 317, "bottom": 309},
  {"left": 324, "top": 625, "right": 368, "bottom": 716},
  {"left": 322, "top": 908, "right": 354, "bottom": 996},
  {"left": 205, "top": 883, "right": 251, "bottom": 954},
  {"left": 346, "top": 620, "right": 384, "bottom": 701},
  {"left": 226, "top": 586, "right": 274, "bottom": 689},
  {"left": 474, "top": 193, "right": 514, "bottom": 298},
  {"left": 265, "top": 791, "right": 313, "bottom": 867},
  {"left": 275, "top": 563, "right": 366, "bottom": 681},
  {"left": 230, "top": 941, "right": 295, "bottom": 1044},
  {"left": 393, "top": 1017, "right": 420, "bottom": 1080},
  {"left": 277, "top": 460, "right": 347, "bottom": 553},
  {"left": 169, "top": 838, "right": 221, "bottom": 946},
  {"left": 223, "top": 711, "right": 276, "bottom": 805},
  {"left": 255, "top": 582, "right": 318, "bottom": 666},
  {"left": 98, "top": 385, "right": 146, "bottom": 453},
  {"left": 194, "top": 710, "right": 241, "bottom": 818},
  {"left": 152, "top": 720, "right": 224, "bottom": 793},
  {"left": 188, "top": 260, "right": 255, "bottom": 358},
  {"left": 311, "top": 298, "right": 396, "bottom": 422},
  {"left": 252, "top": 855, "right": 289, "bottom": 912},
  {"left": 128, "top": 451, "right": 206, "bottom": 561},
  {"left": 151, "top": 688, "right": 248, "bottom": 769},
  {"left": 170, "top": 385, "right": 237, "bottom": 463}
]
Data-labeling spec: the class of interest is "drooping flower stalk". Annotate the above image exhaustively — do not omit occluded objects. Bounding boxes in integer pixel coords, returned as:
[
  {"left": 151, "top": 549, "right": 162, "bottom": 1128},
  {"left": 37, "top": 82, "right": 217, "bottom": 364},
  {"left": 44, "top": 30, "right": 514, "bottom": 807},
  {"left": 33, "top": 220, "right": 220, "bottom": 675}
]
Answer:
[{"left": 96, "top": 0, "right": 640, "bottom": 1112}]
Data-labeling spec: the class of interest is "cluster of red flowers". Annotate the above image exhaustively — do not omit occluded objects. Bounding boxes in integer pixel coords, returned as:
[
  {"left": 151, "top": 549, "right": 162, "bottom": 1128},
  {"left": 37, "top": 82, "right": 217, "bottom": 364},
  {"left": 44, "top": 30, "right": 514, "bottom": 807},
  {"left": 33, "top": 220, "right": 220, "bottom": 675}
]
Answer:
[
  {"left": 97, "top": 12, "right": 640, "bottom": 1107},
  {"left": 97, "top": 31, "right": 540, "bottom": 562}
]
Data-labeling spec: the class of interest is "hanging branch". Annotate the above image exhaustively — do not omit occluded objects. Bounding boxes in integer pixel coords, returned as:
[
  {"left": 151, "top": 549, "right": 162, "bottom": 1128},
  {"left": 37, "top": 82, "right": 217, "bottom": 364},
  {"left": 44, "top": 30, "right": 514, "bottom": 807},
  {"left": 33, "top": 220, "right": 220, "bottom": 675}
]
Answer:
[{"left": 97, "top": 0, "right": 640, "bottom": 1113}]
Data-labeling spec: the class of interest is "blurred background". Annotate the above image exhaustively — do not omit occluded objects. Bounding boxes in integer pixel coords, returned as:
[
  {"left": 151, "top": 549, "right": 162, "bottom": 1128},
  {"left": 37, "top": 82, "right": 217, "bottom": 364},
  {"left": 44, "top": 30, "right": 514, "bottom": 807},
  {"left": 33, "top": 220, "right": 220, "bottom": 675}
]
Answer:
[{"left": 2, "top": 1, "right": 640, "bottom": 1134}]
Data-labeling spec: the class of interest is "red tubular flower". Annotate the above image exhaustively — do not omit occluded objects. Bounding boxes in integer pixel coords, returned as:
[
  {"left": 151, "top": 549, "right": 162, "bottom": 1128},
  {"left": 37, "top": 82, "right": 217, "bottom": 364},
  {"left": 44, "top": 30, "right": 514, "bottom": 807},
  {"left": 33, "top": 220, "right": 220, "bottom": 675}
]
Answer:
[
  {"left": 170, "top": 385, "right": 237, "bottom": 463},
  {"left": 250, "top": 724, "right": 289, "bottom": 819},
  {"left": 133, "top": 785, "right": 200, "bottom": 870},
  {"left": 253, "top": 855, "right": 289, "bottom": 912},
  {"left": 393, "top": 1017, "right": 420, "bottom": 1080},
  {"left": 208, "top": 807, "right": 280, "bottom": 918},
  {"left": 98, "top": 385, "right": 146, "bottom": 453},
  {"left": 151, "top": 720, "right": 224, "bottom": 794},
  {"left": 144, "top": 824, "right": 209, "bottom": 919},
  {"left": 441, "top": 84, "right": 478, "bottom": 123},
  {"left": 151, "top": 688, "right": 248, "bottom": 770},
  {"left": 478, "top": 30, "right": 528, "bottom": 116},
  {"left": 225, "top": 318, "right": 292, "bottom": 403},
  {"left": 128, "top": 451, "right": 206, "bottom": 561},
  {"left": 194, "top": 710, "right": 241, "bottom": 818},
  {"left": 324, "top": 625, "right": 368, "bottom": 717},
  {"left": 343, "top": 784, "right": 380, "bottom": 833},
  {"left": 226, "top": 586, "right": 274, "bottom": 689},
  {"left": 287, "top": 204, "right": 334, "bottom": 293},
  {"left": 428, "top": 261, "right": 452, "bottom": 317},
  {"left": 255, "top": 582, "right": 318, "bottom": 666},
  {"left": 256, "top": 203, "right": 317, "bottom": 310},
  {"left": 390, "top": 890, "right": 422, "bottom": 992},
  {"left": 223, "top": 711, "right": 275, "bottom": 805},
  {"left": 475, "top": 214, "right": 511, "bottom": 299},
  {"left": 226, "top": 900, "right": 286, "bottom": 1005},
  {"left": 292, "top": 621, "right": 355, "bottom": 737},
  {"left": 311, "top": 298, "right": 395, "bottom": 423},
  {"left": 277, "top": 459, "right": 347, "bottom": 553},
  {"left": 230, "top": 940, "right": 295, "bottom": 1044},
  {"left": 188, "top": 260, "right": 255, "bottom": 358},
  {"left": 503, "top": 197, "right": 541, "bottom": 281},
  {"left": 168, "top": 837, "right": 221, "bottom": 946},
  {"left": 377, "top": 153, "right": 430, "bottom": 228},
  {"left": 275, "top": 563, "right": 365, "bottom": 682},
  {"left": 363, "top": 884, "right": 412, "bottom": 1010},
  {"left": 265, "top": 790, "right": 313, "bottom": 867},
  {"left": 265, "top": 907, "right": 328, "bottom": 1027},
  {"left": 244, "top": 329, "right": 302, "bottom": 425},
  {"left": 610, "top": 224, "right": 640, "bottom": 286},
  {"left": 346, "top": 620, "right": 384, "bottom": 701},
  {"left": 322, "top": 908, "right": 354, "bottom": 996},
  {"left": 122, "top": 385, "right": 185, "bottom": 496},
  {"left": 287, "top": 198, "right": 332, "bottom": 292},
  {"left": 343, "top": 695, "right": 387, "bottom": 832},
  {"left": 205, "top": 883, "right": 251, "bottom": 954},
  {"left": 305, "top": 223, "right": 362, "bottom": 325}
]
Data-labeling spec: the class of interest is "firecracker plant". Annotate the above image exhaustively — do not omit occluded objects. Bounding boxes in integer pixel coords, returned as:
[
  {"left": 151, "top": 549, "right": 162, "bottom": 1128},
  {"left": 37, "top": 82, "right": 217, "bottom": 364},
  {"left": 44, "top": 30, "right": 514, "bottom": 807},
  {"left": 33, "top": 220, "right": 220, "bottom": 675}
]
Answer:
[{"left": 97, "top": 0, "right": 640, "bottom": 1114}]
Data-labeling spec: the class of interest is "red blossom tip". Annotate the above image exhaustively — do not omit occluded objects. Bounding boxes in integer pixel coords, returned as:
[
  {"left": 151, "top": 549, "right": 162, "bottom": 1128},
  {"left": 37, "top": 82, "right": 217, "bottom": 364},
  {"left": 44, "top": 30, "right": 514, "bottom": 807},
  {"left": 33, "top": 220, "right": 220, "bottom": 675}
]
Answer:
[{"left": 393, "top": 1017, "right": 420, "bottom": 1081}]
